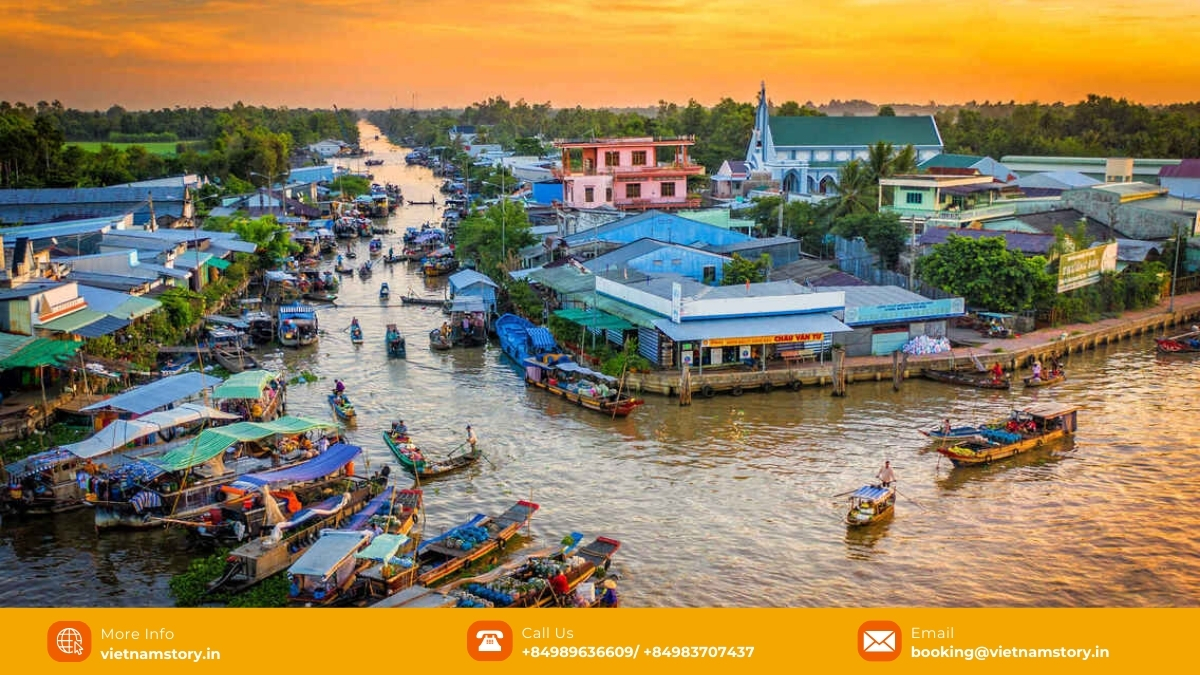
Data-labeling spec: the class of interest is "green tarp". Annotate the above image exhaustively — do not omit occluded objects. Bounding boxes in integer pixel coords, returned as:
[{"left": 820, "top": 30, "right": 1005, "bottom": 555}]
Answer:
[
  {"left": 212, "top": 369, "right": 278, "bottom": 400},
  {"left": 113, "top": 295, "right": 161, "bottom": 320},
  {"left": 205, "top": 257, "right": 231, "bottom": 271},
  {"left": 148, "top": 415, "right": 338, "bottom": 472},
  {"left": 0, "top": 338, "right": 82, "bottom": 370},
  {"left": 554, "top": 308, "right": 634, "bottom": 331},
  {"left": 39, "top": 309, "right": 105, "bottom": 334}
]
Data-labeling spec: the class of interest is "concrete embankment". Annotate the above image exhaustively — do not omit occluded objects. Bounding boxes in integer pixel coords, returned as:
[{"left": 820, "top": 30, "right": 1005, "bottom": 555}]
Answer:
[{"left": 618, "top": 293, "right": 1200, "bottom": 400}]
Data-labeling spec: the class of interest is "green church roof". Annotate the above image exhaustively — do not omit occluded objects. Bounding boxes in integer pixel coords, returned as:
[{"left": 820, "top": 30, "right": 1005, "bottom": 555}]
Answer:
[{"left": 768, "top": 115, "right": 941, "bottom": 148}]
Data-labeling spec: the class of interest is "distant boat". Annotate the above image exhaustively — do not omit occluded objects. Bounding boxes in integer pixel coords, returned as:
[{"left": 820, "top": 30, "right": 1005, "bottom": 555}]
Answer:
[
  {"left": 379, "top": 282, "right": 391, "bottom": 300},
  {"left": 386, "top": 324, "right": 406, "bottom": 359},
  {"left": 846, "top": 484, "right": 896, "bottom": 527},
  {"left": 350, "top": 321, "right": 364, "bottom": 345}
]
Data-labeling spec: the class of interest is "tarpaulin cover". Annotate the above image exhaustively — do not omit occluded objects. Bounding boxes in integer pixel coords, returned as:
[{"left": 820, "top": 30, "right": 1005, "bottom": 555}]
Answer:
[
  {"left": 4, "top": 448, "right": 78, "bottom": 479},
  {"left": 148, "top": 416, "right": 337, "bottom": 472},
  {"left": 0, "top": 338, "right": 81, "bottom": 370},
  {"left": 212, "top": 369, "right": 278, "bottom": 400},
  {"left": 232, "top": 443, "right": 360, "bottom": 489},
  {"left": 344, "top": 486, "right": 393, "bottom": 531},
  {"left": 355, "top": 533, "right": 410, "bottom": 562},
  {"left": 63, "top": 403, "right": 239, "bottom": 459},
  {"left": 70, "top": 314, "right": 131, "bottom": 338},
  {"left": 81, "top": 372, "right": 222, "bottom": 414},
  {"left": 851, "top": 486, "right": 891, "bottom": 501},
  {"left": 527, "top": 327, "right": 558, "bottom": 351},
  {"left": 289, "top": 530, "right": 370, "bottom": 577}
]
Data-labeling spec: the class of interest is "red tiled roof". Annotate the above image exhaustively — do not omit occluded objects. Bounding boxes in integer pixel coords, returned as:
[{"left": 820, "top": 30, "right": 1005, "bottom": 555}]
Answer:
[{"left": 1159, "top": 159, "right": 1200, "bottom": 179}]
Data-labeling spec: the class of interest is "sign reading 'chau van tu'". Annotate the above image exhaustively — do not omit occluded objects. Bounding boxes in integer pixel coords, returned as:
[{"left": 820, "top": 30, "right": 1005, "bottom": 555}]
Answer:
[{"left": 1057, "top": 243, "right": 1118, "bottom": 293}]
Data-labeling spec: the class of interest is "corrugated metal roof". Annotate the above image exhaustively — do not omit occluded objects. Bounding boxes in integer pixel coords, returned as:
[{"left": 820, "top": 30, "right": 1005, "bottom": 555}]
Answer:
[
  {"left": 918, "top": 227, "right": 1055, "bottom": 255},
  {"left": 918, "top": 153, "right": 986, "bottom": 170},
  {"left": 713, "top": 236, "right": 798, "bottom": 253},
  {"left": 528, "top": 265, "right": 595, "bottom": 295},
  {"left": 448, "top": 269, "right": 499, "bottom": 290},
  {"left": 75, "top": 284, "right": 163, "bottom": 320},
  {"left": 652, "top": 313, "right": 851, "bottom": 342},
  {"left": 0, "top": 332, "right": 37, "bottom": 360},
  {"left": 39, "top": 308, "right": 106, "bottom": 334},
  {"left": 1159, "top": 159, "right": 1200, "bottom": 179},
  {"left": 80, "top": 371, "right": 222, "bottom": 414},
  {"left": 768, "top": 115, "right": 941, "bottom": 148},
  {"left": 71, "top": 314, "right": 130, "bottom": 338},
  {"left": 0, "top": 186, "right": 186, "bottom": 205},
  {"left": 0, "top": 282, "right": 63, "bottom": 300}
]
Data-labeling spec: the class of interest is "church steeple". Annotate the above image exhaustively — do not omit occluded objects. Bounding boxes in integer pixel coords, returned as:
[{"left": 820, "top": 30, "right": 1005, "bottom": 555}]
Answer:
[{"left": 746, "top": 80, "right": 771, "bottom": 169}]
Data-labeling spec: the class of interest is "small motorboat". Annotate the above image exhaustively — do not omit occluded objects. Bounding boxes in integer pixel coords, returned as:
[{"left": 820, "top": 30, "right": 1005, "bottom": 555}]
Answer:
[
  {"left": 380, "top": 282, "right": 391, "bottom": 301},
  {"left": 350, "top": 321, "right": 364, "bottom": 345}
]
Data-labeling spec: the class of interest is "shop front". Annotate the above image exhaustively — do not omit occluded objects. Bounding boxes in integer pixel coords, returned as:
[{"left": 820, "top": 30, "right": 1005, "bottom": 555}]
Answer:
[{"left": 653, "top": 315, "right": 851, "bottom": 371}]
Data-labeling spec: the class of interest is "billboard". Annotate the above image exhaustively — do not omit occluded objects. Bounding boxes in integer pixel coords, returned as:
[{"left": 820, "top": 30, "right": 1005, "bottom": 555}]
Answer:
[{"left": 1057, "top": 243, "right": 1118, "bottom": 293}]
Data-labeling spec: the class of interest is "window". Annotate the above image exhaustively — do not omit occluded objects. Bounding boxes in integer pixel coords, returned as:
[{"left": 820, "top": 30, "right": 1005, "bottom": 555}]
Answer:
[
  {"left": 626, "top": 183, "right": 641, "bottom": 199},
  {"left": 584, "top": 187, "right": 594, "bottom": 202},
  {"left": 703, "top": 265, "right": 716, "bottom": 284},
  {"left": 671, "top": 259, "right": 683, "bottom": 267},
  {"left": 661, "top": 182, "right": 676, "bottom": 197},
  {"left": 905, "top": 192, "right": 923, "bottom": 205},
  {"left": 631, "top": 151, "right": 647, "bottom": 166},
  {"left": 653, "top": 259, "right": 663, "bottom": 267},
  {"left": 605, "top": 187, "right": 612, "bottom": 201},
  {"left": 604, "top": 151, "right": 620, "bottom": 167}
]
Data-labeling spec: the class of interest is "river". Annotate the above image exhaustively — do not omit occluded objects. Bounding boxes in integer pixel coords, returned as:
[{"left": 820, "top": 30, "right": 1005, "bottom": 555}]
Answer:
[{"left": 1, "top": 122, "right": 1197, "bottom": 607}]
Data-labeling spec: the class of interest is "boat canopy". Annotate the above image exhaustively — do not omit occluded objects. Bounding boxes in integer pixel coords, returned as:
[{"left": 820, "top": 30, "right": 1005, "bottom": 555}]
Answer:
[
  {"left": 213, "top": 369, "right": 278, "bottom": 400},
  {"left": 1021, "top": 402, "right": 1079, "bottom": 419},
  {"left": 355, "top": 533, "right": 410, "bottom": 562},
  {"left": 523, "top": 357, "right": 616, "bottom": 384},
  {"left": 264, "top": 270, "right": 297, "bottom": 283},
  {"left": 206, "top": 315, "right": 250, "bottom": 330},
  {"left": 278, "top": 304, "right": 316, "bottom": 318},
  {"left": 80, "top": 372, "right": 222, "bottom": 415},
  {"left": 448, "top": 296, "right": 485, "bottom": 313},
  {"left": 148, "top": 416, "right": 338, "bottom": 472},
  {"left": 289, "top": 530, "right": 371, "bottom": 578},
  {"left": 344, "top": 487, "right": 400, "bottom": 530},
  {"left": 527, "top": 326, "right": 557, "bottom": 352},
  {"left": 850, "top": 485, "right": 892, "bottom": 501},
  {"left": 62, "top": 403, "right": 239, "bottom": 459},
  {"left": 5, "top": 448, "right": 80, "bottom": 479},
  {"left": 232, "top": 443, "right": 360, "bottom": 489}
]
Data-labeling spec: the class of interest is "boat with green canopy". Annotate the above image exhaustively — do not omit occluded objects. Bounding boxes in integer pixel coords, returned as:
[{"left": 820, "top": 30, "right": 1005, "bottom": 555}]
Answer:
[
  {"left": 212, "top": 369, "right": 286, "bottom": 421},
  {"left": 90, "top": 415, "right": 340, "bottom": 530}
]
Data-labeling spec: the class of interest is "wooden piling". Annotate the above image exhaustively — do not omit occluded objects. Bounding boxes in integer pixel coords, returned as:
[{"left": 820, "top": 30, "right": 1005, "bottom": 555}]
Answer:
[
  {"left": 678, "top": 367, "right": 692, "bottom": 406},
  {"left": 892, "top": 351, "right": 907, "bottom": 391},
  {"left": 831, "top": 348, "right": 847, "bottom": 397}
]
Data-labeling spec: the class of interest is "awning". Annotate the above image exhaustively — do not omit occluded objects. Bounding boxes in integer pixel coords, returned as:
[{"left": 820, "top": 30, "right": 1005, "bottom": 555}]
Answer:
[
  {"left": 205, "top": 257, "right": 231, "bottom": 271},
  {"left": 289, "top": 530, "right": 371, "bottom": 577},
  {"left": 81, "top": 372, "right": 222, "bottom": 414},
  {"left": 652, "top": 313, "right": 852, "bottom": 343},
  {"left": 72, "top": 315, "right": 131, "bottom": 338},
  {"left": 555, "top": 308, "right": 633, "bottom": 331},
  {"left": 38, "top": 309, "right": 106, "bottom": 334},
  {"left": 62, "top": 403, "right": 239, "bottom": 459},
  {"left": 213, "top": 369, "right": 278, "bottom": 400},
  {"left": 0, "top": 338, "right": 81, "bottom": 370},
  {"left": 448, "top": 296, "right": 485, "bottom": 313},
  {"left": 114, "top": 295, "right": 161, "bottom": 320},
  {"left": 851, "top": 486, "right": 891, "bottom": 501},
  {"left": 148, "top": 415, "right": 337, "bottom": 472},
  {"left": 355, "top": 533, "right": 410, "bottom": 562},
  {"left": 232, "top": 443, "right": 361, "bottom": 489}
]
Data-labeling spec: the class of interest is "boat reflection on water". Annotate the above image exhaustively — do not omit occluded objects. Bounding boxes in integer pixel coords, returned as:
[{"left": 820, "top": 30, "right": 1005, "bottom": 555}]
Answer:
[{"left": 844, "top": 520, "right": 893, "bottom": 561}]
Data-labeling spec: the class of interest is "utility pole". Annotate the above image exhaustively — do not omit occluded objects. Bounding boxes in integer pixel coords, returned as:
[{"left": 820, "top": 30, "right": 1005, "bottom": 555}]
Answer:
[{"left": 1170, "top": 224, "right": 1182, "bottom": 313}]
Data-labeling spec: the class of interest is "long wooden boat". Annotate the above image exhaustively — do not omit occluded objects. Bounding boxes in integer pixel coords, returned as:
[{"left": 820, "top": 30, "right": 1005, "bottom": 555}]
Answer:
[
  {"left": 923, "top": 368, "right": 1011, "bottom": 390},
  {"left": 386, "top": 324, "right": 406, "bottom": 359},
  {"left": 401, "top": 294, "right": 444, "bottom": 307},
  {"left": 1023, "top": 370, "right": 1066, "bottom": 388},
  {"left": 213, "top": 347, "right": 259, "bottom": 373},
  {"left": 209, "top": 478, "right": 412, "bottom": 595},
  {"left": 278, "top": 305, "right": 319, "bottom": 348},
  {"left": 522, "top": 355, "right": 643, "bottom": 417},
  {"left": 496, "top": 313, "right": 558, "bottom": 364},
  {"left": 382, "top": 430, "right": 479, "bottom": 479},
  {"left": 845, "top": 484, "right": 896, "bottom": 527},
  {"left": 1156, "top": 330, "right": 1200, "bottom": 353},
  {"left": 359, "top": 500, "right": 540, "bottom": 601},
  {"left": 350, "top": 322, "right": 364, "bottom": 345},
  {"left": 423, "top": 258, "right": 458, "bottom": 277},
  {"left": 379, "top": 282, "right": 391, "bottom": 300},
  {"left": 428, "top": 328, "right": 452, "bottom": 351},
  {"left": 285, "top": 487, "right": 423, "bottom": 606},
  {"left": 935, "top": 403, "right": 1078, "bottom": 467},
  {"left": 383, "top": 253, "right": 406, "bottom": 264},
  {"left": 328, "top": 393, "right": 356, "bottom": 421}
]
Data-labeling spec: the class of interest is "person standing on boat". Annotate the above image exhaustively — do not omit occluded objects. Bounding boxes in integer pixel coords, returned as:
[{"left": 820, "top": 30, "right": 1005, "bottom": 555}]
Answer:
[
  {"left": 335, "top": 379, "right": 346, "bottom": 395},
  {"left": 990, "top": 361, "right": 1005, "bottom": 384},
  {"left": 466, "top": 425, "right": 477, "bottom": 453},
  {"left": 599, "top": 578, "right": 620, "bottom": 607},
  {"left": 550, "top": 570, "right": 570, "bottom": 599},
  {"left": 876, "top": 460, "right": 896, "bottom": 487},
  {"left": 317, "top": 435, "right": 329, "bottom": 455},
  {"left": 1031, "top": 360, "right": 1043, "bottom": 382},
  {"left": 942, "top": 418, "right": 952, "bottom": 437}
]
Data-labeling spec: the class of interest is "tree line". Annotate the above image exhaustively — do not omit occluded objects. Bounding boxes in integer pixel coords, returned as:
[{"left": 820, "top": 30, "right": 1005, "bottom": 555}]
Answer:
[{"left": 0, "top": 101, "right": 358, "bottom": 189}]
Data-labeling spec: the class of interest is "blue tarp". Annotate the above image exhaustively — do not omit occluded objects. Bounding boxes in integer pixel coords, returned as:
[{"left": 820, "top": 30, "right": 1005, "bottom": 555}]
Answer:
[
  {"left": 851, "top": 486, "right": 891, "bottom": 501},
  {"left": 233, "top": 443, "right": 360, "bottom": 489},
  {"left": 344, "top": 487, "right": 394, "bottom": 531},
  {"left": 289, "top": 530, "right": 371, "bottom": 577},
  {"left": 80, "top": 372, "right": 222, "bottom": 415},
  {"left": 527, "top": 327, "right": 557, "bottom": 351}
]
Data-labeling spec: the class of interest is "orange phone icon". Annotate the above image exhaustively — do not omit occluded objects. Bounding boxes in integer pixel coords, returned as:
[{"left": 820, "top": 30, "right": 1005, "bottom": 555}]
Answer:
[
  {"left": 467, "top": 621, "right": 512, "bottom": 661},
  {"left": 48, "top": 621, "right": 91, "bottom": 662}
]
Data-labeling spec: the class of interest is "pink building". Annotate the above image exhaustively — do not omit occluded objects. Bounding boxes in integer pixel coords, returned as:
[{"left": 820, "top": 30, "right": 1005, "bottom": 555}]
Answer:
[{"left": 553, "top": 136, "right": 705, "bottom": 211}]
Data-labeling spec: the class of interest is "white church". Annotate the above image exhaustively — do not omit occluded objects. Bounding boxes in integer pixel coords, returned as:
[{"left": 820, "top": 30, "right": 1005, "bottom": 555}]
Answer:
[{"left": 744, "top": 83, "right": 944, "bottom": 196}]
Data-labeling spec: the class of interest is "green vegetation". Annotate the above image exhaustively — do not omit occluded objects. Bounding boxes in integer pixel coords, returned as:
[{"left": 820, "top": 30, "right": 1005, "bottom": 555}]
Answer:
[
  {"left": 453, "top": 202, "right": 536, "bottom": 278},
  {"left": 169, "top": 550, "right": 288, "bottom": 608},
  {"left": 66, "top": 141, "right": 186, "bottom": 156},
  {"left": 329, "top": 175, "right": 371, "bottom": 196},
  {"left": 916, "top": 236, "right": 1054, "bottom": 312},
  {"left": 204, "top": 215, "right": 298, "bottom": 266},
  {"left": 721, "top": 253, "right": 772, "bottom": 285},
  {"left": 600, "top": 339, "right": 653, "bottom": 376},
  {"left": 0, "top": 423, "right": 90, "bottom": 463}
]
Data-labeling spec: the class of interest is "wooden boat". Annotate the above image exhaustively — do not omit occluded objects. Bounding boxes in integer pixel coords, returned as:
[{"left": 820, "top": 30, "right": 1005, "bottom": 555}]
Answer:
[
  {"left": 358, "top": 261, "right": 373, "bottom": 278},
  {"left": 845, "top": 484, "right": 896, "bottom": 527},
  {"left": 350, "top": 322, "right": 364, "bottom": 345},
  {"left": 923, "top": 368, "right": 1011, "bottom": 390},
  {"left": 159, "top": 353, "right": 196, "bottom": 376},
  {"left": 401, "top": 293, "right": 444, "bottom": 306},
  {"left": 423, "top": 257, "right": 458, "bottom": 277},
  {"left": 365, "top": 159, "right": 384, "bottom": 166},
  {"left": 284, "top": 487, "right": 423, "bottom": 606},
  {"left": 1023, "top": 370, "right": 1066, "bottom": 388},
  {"left": 345, "top": 248, "right": 358, "bottom": 259},
  {"left": 407, "top": 198, "right": 437, "bottom": 206},
  {"left": 522, "top": 354, "right": 644, "bottom": 417},
  {"left": 278, "top": 305, "right": 319, "bottom": 348},
  {"left": 429, "top": 328, "right": 453, "bottom": 351},
  {"left": 919, "top": 423, "right": 991, "bottom": 441},
  {"left": 420, "top": 535, "right": 622, "bottom": 608},
  {"left": 936, "top": 403, "right": 1078, "bottom": 467},
  {"left": 302, "top": 291, "right": 337, "bottom": 303},
  {"left": 335, "top": 261, "right": 354, "bottom": 275},
  {"left": 379, "top": 282, "right": 390, "bottom": 300},
  {"left": 382, "top": 430, "right": 479, "bottom": 479},
  {"left": 209, "top": 476, "right": 412, "bottom": 595},
  {"left": 359, "top": 500, "right": 540, "bottom": 601},
  {"left": 328, "top": 393, "right": 356, "bottom": 421},
  {"left": 386, "top": 324, "right": 406, "bottom": 358},
  {"left": 383, "top": 253, "right": 405, "bottom": 264},
  {"left": 369, "top": 238, "right": 383, "bottom": 257},
  {"left": 213, "top": 347, "right": 259, "bottom": 373},
  {"left": 1155, "top": 330, "right": 1200, "bottom": 353}
]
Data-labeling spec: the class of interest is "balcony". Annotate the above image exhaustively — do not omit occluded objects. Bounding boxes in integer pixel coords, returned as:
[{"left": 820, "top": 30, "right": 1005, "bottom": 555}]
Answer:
[
  {"left": 554, "top": 162, "right": 706, "bottom": 179},
  {"left": 615, "top": 196, "right": 703, "bottom": 211}
]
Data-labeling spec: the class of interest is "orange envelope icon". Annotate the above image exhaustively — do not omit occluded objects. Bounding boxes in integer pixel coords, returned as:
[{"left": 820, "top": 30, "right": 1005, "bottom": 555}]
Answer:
[{"left": 858, "top": 621, "right": 901, "bottom": 661}]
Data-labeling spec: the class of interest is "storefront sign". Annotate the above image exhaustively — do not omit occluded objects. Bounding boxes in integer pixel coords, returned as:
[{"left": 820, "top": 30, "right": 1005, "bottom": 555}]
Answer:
[
  {"left": 1057, "top": 243, "right": 1118, "bottom": 293},
  {"left": 702, "top": 333, "right": 824, "bottom": 348},
  {"left": 843, "top": 297, "right": 964, "bottom": 326}
]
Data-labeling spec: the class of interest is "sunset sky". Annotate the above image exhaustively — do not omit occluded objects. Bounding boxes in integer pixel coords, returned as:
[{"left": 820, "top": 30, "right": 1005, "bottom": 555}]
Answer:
[{"left": 2, "top": 0, "right": 1198, "bottom": 110}]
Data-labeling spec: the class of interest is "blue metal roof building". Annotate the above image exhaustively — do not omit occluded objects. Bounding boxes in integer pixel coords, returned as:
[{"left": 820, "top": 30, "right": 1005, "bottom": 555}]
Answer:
[
  {"left": 448, "top": 269, "right": 499, "bottom": 315},
  {"left": 530, "top": 180, "right": 563, "bottom": 205},
  {"left": 584, "top": 238, "right": 731, "bottom": 285},
  {"left": 563, "top": 210, "right": 752, "bottom": 249},
  {"left": 0, "top": 187, "right": 191, "bottom": 226}
]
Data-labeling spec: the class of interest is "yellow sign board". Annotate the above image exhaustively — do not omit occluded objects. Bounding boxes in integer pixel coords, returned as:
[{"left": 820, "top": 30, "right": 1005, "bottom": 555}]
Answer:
[
  {"left": 703, "top": 333, "right": 824, "bottom": 348},
  {"left": 1057, "top": 242, "right": 1118, "bottom": 293}
]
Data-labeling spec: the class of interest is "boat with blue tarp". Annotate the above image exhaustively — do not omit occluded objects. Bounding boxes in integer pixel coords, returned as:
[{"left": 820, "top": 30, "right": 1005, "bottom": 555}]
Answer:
[
  {"left": 496, "top": 313, "right": 559, "bottom": 364},
  {"left": 522, "top": 354, "right": 643, "bottom": 417},
  {"left": 278, "top": 305, "right": 319, "bottom": 347},
  {"left": 846, "top": 484, "right": 896, "bottom": 527},
  {"left": 936, "top": 403, "right": 1079, "bottom": 467}
]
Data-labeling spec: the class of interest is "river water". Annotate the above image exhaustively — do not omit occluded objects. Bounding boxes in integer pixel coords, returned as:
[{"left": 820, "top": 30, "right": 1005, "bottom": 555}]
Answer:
[{"left": 1, "top": 123, "right": 1198, "bottom": 607}]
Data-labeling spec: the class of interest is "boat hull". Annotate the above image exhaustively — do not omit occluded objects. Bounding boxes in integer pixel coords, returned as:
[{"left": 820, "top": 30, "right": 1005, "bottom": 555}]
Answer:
[
  {"left": 525, "top": 378, "right": 642, "bottom": 417},
  {"left": 936, "top": 428, "right": 1071, "bottom": 466},
  {"left": 924, "top": 369, "right": 1011, "bottom": 390}
]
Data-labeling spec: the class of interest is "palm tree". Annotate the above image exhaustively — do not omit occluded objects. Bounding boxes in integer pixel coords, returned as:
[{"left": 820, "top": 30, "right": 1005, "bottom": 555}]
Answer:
[
  {"left": 828, "top": 159, "right": 875, "bottom": 219},
  {"left": 865, "top": 141, "right": 919, "bottom": 207}
]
